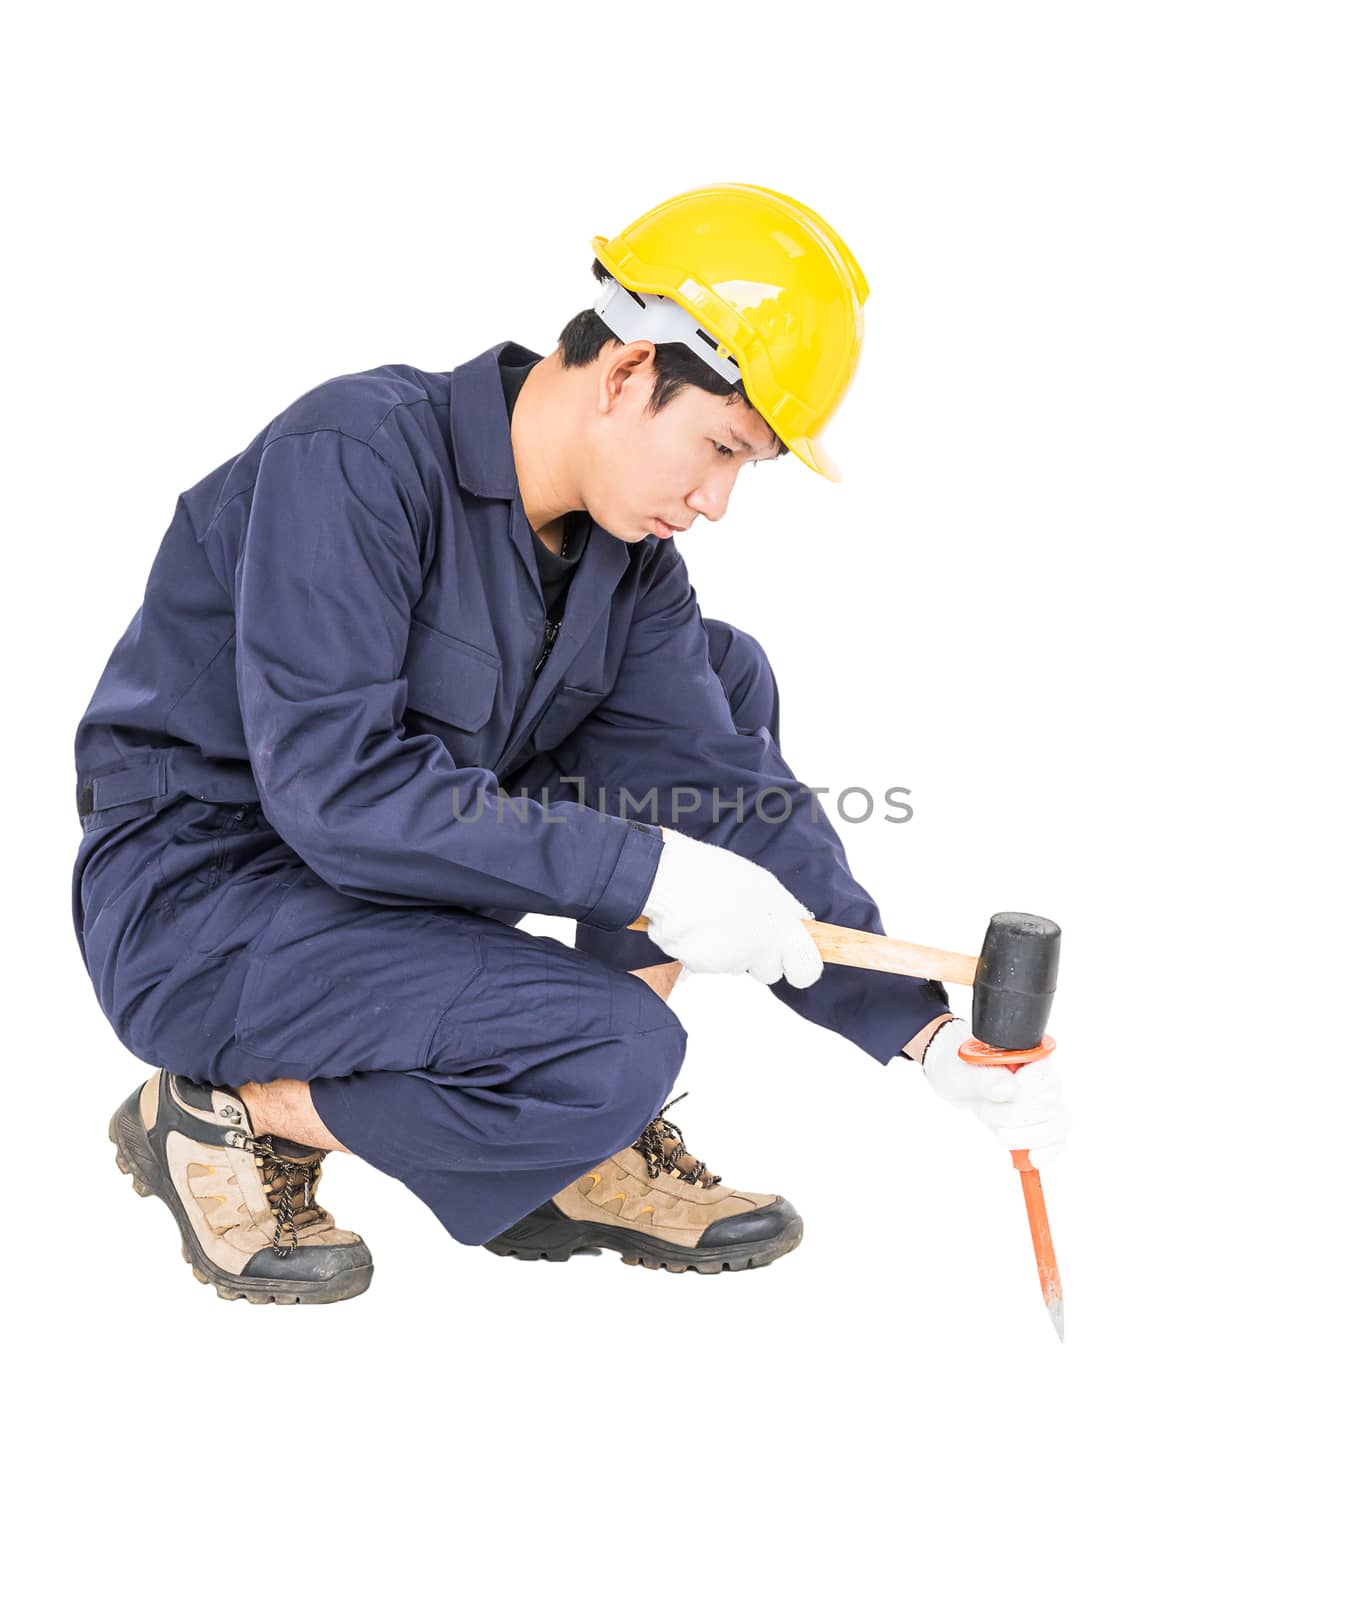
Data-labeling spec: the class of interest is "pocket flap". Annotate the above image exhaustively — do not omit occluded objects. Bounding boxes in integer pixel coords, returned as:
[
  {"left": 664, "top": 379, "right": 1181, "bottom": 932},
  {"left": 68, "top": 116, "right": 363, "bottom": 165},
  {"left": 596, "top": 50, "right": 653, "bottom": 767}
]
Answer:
[
  {"left": 532, "top": 683, "right": 606, "bottom": 754},
  {"left": 403, "top": 621, "right": 501, "bottom": 733}
]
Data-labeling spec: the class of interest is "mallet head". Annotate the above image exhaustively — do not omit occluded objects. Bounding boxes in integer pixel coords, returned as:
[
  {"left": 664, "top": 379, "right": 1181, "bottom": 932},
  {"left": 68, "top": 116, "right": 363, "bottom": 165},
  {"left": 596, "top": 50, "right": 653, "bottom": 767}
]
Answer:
[{"left": 972, "top": 912, "right": 1061, "bottom": 1050}]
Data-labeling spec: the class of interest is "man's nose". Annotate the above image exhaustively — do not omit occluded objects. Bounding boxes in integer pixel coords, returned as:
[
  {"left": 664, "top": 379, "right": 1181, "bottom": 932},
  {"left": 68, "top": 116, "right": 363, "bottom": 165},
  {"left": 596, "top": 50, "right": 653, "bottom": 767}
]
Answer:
[{"left": 687, "top": 467, "right": 738, "bottom": 524}]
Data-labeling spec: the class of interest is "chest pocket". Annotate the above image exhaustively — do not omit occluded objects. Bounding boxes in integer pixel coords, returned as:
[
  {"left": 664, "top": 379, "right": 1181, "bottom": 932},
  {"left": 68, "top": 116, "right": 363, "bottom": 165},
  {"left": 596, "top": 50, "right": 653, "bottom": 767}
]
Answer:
[
  {"left": 403, "top": 620, "right": 501, "bottom": 741},
  {"left": 530, "top": 683, "right": 609, "bottom": 755}
]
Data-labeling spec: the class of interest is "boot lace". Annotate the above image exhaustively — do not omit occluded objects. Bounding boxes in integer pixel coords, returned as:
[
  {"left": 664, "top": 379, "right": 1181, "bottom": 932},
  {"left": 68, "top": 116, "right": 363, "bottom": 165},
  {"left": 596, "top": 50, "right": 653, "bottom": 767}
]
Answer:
[
  {"left": 632, "top": 1092, "right": 723, "bottom": 1189},
  {"left": 248, "top": 1135, "right": 327, "bottom": 1257}
]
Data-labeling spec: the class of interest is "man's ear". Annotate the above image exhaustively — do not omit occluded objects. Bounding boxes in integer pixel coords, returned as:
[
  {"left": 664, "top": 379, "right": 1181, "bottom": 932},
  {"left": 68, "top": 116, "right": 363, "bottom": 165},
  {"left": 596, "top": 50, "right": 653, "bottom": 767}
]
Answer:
[{"left": 597, "top": 341, "right": 656, "bottom": 414}]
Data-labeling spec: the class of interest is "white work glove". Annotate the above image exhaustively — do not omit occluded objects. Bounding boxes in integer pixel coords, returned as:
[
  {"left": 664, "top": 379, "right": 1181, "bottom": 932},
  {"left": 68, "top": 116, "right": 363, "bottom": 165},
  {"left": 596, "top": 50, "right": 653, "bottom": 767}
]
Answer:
[
  {"left": 920, "top": 1016, "right": 1071, "bottom": 1168},
  {"left": 640, "top": 828, "right": 823, "bottom": 989}
]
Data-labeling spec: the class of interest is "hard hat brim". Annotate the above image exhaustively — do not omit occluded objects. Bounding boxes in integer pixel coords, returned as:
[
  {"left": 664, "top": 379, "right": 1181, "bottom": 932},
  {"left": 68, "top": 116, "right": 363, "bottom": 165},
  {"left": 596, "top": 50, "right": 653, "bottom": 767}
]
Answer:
[{"left": 787, "top": 432, "right": 843, "bottom": 483}]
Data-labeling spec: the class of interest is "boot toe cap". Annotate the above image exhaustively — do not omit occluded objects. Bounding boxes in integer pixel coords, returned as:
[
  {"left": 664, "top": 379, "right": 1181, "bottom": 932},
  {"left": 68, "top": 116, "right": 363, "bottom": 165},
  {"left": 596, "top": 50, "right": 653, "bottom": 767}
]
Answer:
[
  {"left": 241, "top": 1239, "right": 373, "bottom": 1284},
  {"left": 697, "top": 1195, "right": 800, "bottom": 1249}
]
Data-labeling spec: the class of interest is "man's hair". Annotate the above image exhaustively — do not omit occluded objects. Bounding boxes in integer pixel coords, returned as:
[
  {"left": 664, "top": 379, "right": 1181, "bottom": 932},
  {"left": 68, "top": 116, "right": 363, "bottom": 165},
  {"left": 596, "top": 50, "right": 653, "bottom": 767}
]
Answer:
[{"left": 556, "top": 258, "right": 789, "bottom": 457}]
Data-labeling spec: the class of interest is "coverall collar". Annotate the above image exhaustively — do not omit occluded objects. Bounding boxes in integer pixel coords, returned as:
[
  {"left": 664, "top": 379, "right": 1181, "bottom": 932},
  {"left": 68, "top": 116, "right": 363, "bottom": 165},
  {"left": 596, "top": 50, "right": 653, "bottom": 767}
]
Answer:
[
  {"left": 449, "top": 340, "right": 544, "bottom": 501},
  {"left": 448, "top": 340, "right": 631, "bottom": 606}
]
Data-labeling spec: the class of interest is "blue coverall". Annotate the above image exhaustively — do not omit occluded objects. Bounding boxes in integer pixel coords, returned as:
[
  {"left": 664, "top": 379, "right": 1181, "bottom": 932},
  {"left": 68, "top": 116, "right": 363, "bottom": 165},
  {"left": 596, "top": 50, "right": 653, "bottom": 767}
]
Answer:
[{"left": 72, "top": 342, "right": 950, "bottom": 1246}]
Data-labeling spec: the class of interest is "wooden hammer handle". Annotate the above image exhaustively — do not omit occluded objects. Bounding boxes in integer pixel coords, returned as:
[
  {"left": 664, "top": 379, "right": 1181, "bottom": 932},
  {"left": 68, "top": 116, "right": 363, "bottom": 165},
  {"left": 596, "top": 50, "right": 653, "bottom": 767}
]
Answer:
[{"left": 625, "top": 916, "right": 979, "bottom": 987}]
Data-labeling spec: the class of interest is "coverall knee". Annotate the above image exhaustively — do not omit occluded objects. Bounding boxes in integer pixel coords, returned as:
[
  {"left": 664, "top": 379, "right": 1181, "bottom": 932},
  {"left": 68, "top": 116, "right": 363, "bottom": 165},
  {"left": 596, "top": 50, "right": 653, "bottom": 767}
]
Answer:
[{"left": 574, "top": 614, "right": 782, "bottom": 974}]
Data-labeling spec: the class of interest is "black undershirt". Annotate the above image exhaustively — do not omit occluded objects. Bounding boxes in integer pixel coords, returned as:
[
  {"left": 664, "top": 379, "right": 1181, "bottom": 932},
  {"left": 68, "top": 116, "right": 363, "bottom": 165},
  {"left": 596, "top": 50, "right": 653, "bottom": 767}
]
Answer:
[{"left": 498, "top": 355, "right": 591, "bottom": 621}]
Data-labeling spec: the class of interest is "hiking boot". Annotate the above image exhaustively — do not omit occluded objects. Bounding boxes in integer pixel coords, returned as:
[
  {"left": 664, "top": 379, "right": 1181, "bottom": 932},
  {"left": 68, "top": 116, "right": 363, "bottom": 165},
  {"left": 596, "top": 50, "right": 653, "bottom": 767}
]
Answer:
[
  {"left": 483, "top": 1092, "right": 803, "bottom": 1274},
  {"left": 109, "top": 1069, "right": 373, "bottom": 1305}
]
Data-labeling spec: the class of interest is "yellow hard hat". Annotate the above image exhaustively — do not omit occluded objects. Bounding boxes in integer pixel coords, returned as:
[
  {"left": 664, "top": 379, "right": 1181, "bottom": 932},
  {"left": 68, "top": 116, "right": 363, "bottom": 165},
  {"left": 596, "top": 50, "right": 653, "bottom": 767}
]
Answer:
[{"left": 592, "top": 182, "right": 869, "bottom": 482}]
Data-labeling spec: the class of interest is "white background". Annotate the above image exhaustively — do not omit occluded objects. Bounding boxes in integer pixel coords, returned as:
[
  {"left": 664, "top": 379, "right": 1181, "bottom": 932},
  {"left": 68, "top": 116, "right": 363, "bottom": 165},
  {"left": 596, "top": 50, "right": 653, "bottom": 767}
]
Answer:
[{"left": 7, "top": 3, "right": 1353, "bottom": 1595}]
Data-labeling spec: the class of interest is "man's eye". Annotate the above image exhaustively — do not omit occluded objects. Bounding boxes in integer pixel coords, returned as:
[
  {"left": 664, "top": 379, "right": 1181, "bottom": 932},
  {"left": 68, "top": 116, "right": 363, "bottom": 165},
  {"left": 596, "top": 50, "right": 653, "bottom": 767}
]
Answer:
[{"left": 713, "top": 441, "right": 735, "bottom": 458}]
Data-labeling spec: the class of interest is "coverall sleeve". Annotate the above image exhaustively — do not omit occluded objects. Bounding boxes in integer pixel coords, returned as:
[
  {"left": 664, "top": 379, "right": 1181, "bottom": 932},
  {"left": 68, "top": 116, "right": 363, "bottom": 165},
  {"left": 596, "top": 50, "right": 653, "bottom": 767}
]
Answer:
[
  {"left": 231, "top": 429, "right": 661, "bottom": 924},
  {"left": 552, "top": 539, "right": 952, "bottom": 1062}
]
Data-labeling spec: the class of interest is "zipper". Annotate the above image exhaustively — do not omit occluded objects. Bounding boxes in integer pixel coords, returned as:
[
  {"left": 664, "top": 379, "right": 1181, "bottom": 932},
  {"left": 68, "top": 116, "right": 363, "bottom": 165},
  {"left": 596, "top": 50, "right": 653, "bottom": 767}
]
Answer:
[
  {"left": 204, "top": 806, "right": 249, "bottom": 894},
  {"left": 533, "top": 618, "right": 562, "bottom": 677},
  {"left": 501, "top": 618, "right": 562, "bottom": 773}
]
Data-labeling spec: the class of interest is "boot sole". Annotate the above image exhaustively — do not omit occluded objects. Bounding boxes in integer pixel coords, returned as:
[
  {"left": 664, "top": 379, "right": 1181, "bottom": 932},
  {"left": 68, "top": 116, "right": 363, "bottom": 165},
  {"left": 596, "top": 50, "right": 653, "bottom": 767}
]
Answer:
[
  {"left": 108, "top": 1095, "right": 373, "bottom": 1306},
  {"left": 484, "top": 1209, "right": 804, "bottom": 1274}
]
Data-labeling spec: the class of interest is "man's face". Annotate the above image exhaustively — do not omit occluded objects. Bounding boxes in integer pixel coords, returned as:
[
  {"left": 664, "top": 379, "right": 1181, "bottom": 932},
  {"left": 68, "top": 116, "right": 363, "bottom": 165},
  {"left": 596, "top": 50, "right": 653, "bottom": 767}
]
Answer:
[{"left": 584, "top": 344, "right": 782, "bottom": 543}]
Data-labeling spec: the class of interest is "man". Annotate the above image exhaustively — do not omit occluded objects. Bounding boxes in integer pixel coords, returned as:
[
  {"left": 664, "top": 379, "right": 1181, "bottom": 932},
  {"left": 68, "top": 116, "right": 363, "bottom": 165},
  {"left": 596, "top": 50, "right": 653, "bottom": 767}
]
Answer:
[{"left": 75, "top": 182, "right": 1070, "bottom": 1305}]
